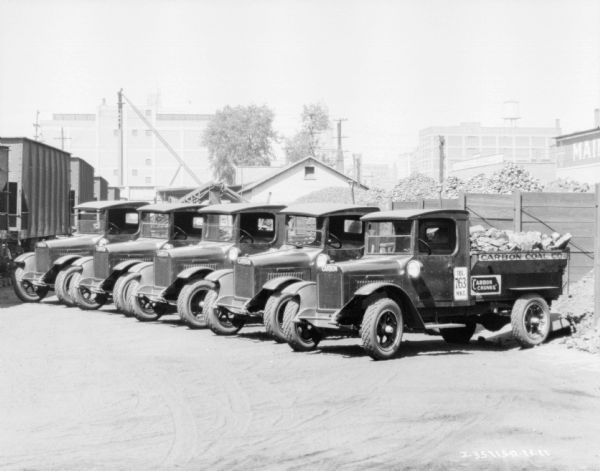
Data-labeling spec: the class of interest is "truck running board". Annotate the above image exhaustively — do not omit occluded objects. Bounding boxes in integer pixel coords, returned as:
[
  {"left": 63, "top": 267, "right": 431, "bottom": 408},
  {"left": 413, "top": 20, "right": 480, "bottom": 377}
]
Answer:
[{"left": 424, "top": 323, "right": 467, "bottom": 329}]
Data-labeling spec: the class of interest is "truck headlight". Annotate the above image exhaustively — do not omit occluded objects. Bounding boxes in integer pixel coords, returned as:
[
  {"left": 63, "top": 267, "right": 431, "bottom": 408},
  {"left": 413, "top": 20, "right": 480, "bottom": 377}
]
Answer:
[
  {"left": 36, "top": 241, "right": 47, "bottom": 248},
  {"left": 97, "top": 238, "right": 109, "bottom": 247},
  {"left": 162, "top": 243, "right": 173, "bottom": 250},
  {"left": 228, "top": 247, "right": 240, "bottom": 262},
  {"left": 96, "top": 246, "right": 108, "bottom": 253},
  {"left": 406, "top": 260, "right": 422, "bottom": 278},
  {"left": 316, "top": 253, "right": 330, "bottom": 269}
]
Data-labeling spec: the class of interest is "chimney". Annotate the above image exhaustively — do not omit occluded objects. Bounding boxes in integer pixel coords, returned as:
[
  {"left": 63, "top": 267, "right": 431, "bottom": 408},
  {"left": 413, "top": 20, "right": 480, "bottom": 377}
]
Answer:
[
  {"left": 352, "top": 154, "right": 362, "bottom": 184},
  {"left": 595, "top": 108, "right": 600, "bottom": 128}
]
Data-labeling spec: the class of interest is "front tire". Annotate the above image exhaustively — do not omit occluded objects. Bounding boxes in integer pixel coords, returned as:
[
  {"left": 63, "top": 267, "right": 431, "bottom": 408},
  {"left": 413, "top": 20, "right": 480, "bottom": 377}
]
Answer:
[
  {"left": 511, "top": 293, "right": 550, "bottom": 348},
  {"left": 178, "top": 279, "right": 217, "bottom": 329},
  {"left": 55, "top": 265, "right": 80, "bottom": 307},
  {"left": 131, "top": 282, "right": 162, "bottom": 322},
  {"left": 439, "top": 323, "right": 476, "bottom": 344},
  {"left": 263, "top": 291, "right": 294, "bottom": 343},
  {"left": 73, "top": 273, "right": 106, "bottom": 310},
  {"left": 113, "top": 273, "right": 138, "bottom": 316},
  {"left": 361, "top": 298, "right": 403, "bottom": 360},
  {"left": 11, "top": 267, "right": 48, "bottom": 303},
  {"left": 282, "top": 298, "right": 321, "bottom": 351}
]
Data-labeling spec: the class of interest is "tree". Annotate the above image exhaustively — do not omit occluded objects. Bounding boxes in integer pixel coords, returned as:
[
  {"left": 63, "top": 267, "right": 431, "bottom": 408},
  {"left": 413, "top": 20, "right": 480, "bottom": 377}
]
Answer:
[
  {"left": 285, "top": 103, "right": 332, "bottom": 164},
  {"left": 203, "top": 105, "right": 276, "bottom": 184}
]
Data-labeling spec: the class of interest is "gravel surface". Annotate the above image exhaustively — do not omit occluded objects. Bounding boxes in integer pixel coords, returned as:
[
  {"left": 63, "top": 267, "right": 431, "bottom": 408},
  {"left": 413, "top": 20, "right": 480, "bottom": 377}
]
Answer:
[{"left": 1, "top": 290, "right": 599, "bottom": 470}]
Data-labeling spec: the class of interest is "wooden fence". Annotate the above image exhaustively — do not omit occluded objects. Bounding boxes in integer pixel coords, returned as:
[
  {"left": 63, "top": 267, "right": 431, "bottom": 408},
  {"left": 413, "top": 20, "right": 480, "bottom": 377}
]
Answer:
[{"left": 392, "top": 191, "right": 597, "bottom": 285}]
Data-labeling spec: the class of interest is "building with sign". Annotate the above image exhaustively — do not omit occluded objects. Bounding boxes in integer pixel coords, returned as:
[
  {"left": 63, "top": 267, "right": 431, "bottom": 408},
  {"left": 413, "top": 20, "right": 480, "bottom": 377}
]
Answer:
[{"left": 554, "top": 126, "right": 600, "bottom": 184}]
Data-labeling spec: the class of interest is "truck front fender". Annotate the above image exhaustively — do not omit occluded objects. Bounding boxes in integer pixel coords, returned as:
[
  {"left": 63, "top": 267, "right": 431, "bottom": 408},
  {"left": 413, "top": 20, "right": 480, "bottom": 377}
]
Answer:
[
  {"left": 281, "top": 281, "right": 316, "bottom": 320},
  {"left": 205, "top": 269, "right": 233, "bottom": 305},
  {"left": 247, "top": 276, "right": 305, "bottom": 312},
  {"left": 337, "top": 282, "right": 424, "bottom": 329},
  {"left": 128, "top": 262, "right": 154, "bottom": 286},
  {"left": 13, "top": 252, "right": 35, "bottom": 270},
  {"left": 72, "top": 256, "right": 95, "bottom": 278},
  {"left": 113, "top": 259, "right": 145, "bottom": 274},
  {"left": 52, "top": 254, "right": 83, "bottom": 269},
  {"left": 163, "top": 265, "right": 217, "bottom": 299}
]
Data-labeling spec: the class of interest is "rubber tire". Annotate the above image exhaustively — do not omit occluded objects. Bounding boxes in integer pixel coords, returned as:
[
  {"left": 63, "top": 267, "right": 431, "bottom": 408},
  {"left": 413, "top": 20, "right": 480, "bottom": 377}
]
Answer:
[
  {"left": 440, "top": 323, "right": 476, "bottom": 344},
  {"left": 263, "top": 291, "right": 294, "bottom": 343},
  {"left": 55, "top": 265, "right": 80, "bottom": 307},
  {"left": 282, "top": 298, "right": 321, "bottom": 352},
  {"left": 131, "top": 280, "right": 161, "bottom": 322},
  {"left": 511, "top": 293, "right": 551, "bottom": 348},
  {"left": 11, "top": 267, "right": 48, "bottom": 303},
  {"left": 113, "top": 273, "right": 137, "bottom": 316},
  {"left": 177, "top": 279, "right": 215, "bottom": 328},
  {"left": 204, "top": 289, "right": 246, "bottom": 335},
  {"left": 72, "top": 272, "right": 106, "bottom": 310},
  {"left": 361, "top": 298, "right": 403, "bottom": 361}
]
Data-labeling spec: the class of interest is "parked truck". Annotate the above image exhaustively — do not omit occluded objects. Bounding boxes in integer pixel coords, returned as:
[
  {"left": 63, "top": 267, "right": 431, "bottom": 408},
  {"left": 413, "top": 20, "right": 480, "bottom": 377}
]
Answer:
[
  {"left": 209, "top": 204, "right": 378, "bottom": 339},
  {"left": 131, "top": 203, "right": 286, "bottom": 326},
  {"left": 73, "top": 202, "right": 206, "bottom": 311},
  {"left": 11, "top": 200, "right": 146, "bottom": 303},
  {"left": 281, "top": 209, "right": 570, "bottom": 360}
]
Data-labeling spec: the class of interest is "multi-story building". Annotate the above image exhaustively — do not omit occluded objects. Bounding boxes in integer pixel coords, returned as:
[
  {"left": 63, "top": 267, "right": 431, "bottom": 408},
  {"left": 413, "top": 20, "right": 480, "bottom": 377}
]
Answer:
[
  {"left": 410, "top": 121, "right": 561, "bottom": 180},
  {"left": 40, "top": 97, "right": 212, "bottom": 200}
]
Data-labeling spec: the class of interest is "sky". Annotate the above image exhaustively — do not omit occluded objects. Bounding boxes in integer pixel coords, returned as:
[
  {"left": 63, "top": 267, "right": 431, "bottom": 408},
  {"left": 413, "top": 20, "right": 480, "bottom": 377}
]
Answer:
[{"left": 1, "top": 0, "right": 599, "bottom": 166}]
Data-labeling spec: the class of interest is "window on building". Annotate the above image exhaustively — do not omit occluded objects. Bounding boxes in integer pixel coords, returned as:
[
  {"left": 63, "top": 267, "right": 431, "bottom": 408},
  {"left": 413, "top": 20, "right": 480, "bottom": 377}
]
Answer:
[
  {"left": 132, "top": 169, "right": 138, "bottom": 176},
  {"left": 499, "top": 136, "right": 512, "bottom": 147},
  {"left": 132, "top": 129, "right": 138, "bottom": 136},
  {"left": 304, "top": 166, "right": 316, "bottom": 179},
  {"left": 113, "top": 169, "right": 118, "bottom": 176},
  {"left": 145, "top": 130, "right": 152, "bottom": 137},
  {"left": 145, "top": 176, "right": 152, "bottom": 184},
  {"left": 145, "top": 158, "right": 152, "bottom": 166},
  {"left": 113, "top": 129, "right": 118, "bottom": 137},
  {"left": 515, "top": 137, "right": 529, "bottom": 147},
  {"left": 145, "top": 110, "right": 152, "bottom": 117},
  {"left": 482, "top": 136, "right": 496, "bottom": 146},
  {"left": 466, "top": 136, "right": 479, "bottom": 147}
]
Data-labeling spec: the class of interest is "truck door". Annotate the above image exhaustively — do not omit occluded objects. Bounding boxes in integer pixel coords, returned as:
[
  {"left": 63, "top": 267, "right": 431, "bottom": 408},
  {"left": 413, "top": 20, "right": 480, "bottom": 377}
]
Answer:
[{"left": 414, "top": 218, "right": 466, "bottom": 305}]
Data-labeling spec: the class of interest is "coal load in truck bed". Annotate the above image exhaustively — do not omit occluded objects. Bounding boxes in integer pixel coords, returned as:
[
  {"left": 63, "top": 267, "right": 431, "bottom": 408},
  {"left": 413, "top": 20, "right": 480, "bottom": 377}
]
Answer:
[{"left": 469, "top": 225, "right": 571, "bottom": 253}]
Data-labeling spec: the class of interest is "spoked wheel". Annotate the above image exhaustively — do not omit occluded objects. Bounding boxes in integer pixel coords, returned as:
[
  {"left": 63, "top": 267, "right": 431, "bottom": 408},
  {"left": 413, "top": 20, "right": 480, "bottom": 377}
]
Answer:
[
  {"left": 55, "top": 265, "right": 80, "bottom": 307},
  {"left": 263, "top": 291, "right": 294, "bottom": 343},
  {"left": 178, "top": 279, "right": 218, "bottom": 329},
  {"left": 11, "top": 267, "right": 48, "bottom": 302},
  {"left": 361, "top": 298, "right": 403, "bottom": 360},
  {"left": 204, "top": 290, "right": 246, "bottom": 335},
  {"left": 511, "top": 293, "right": 551, "bottom": 348},
  {"left": 282, "top": 298, "right": 321, "bottom": 351},
  {"left": 74, "top": 276, "right": 106, "bottom": 310},
  {"left": 131, "top": 284, "right": 162, "bottom": 322}
]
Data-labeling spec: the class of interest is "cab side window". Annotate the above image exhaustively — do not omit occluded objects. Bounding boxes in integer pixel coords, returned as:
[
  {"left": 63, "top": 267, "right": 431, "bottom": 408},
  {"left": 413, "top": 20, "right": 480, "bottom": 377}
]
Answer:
[
  {"left": 240, "top": 212, "right": 276, "bottom": 243},
  {"left": 107, "top": 208, "right": 139, "bottom": 234},
  {"left": 418, "top": 219, "right": 456, "bottom": 255}
]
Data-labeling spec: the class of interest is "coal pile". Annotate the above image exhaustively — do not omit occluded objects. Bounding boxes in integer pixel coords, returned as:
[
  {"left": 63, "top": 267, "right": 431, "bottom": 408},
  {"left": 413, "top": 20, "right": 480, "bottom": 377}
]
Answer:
[{"left": 470, "top": 225, "right": 571, "bottom": 253}]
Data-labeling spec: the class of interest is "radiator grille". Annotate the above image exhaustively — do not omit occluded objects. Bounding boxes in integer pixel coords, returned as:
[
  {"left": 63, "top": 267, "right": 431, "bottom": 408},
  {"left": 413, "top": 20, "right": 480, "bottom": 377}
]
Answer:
[
  {"left": 154, "top": 256, "right": 172, "bottom": 287},
  {"left": 317, "top": 271, "right": 342, "bottom": 309},
  {"left": 266, "top": 270, "right": 308, "bottom": 281},
  {"left": 35, "top": 247, "right": 51, "bottom": 272},
  {"left": 352, "top": 278, "right": 396, "bottom": 291},
  {"left": 94, "top": 251, "right": 110, "bottom": 279},
  {"left": 234, "top": 263, "right": 255, "bottom": 299}
]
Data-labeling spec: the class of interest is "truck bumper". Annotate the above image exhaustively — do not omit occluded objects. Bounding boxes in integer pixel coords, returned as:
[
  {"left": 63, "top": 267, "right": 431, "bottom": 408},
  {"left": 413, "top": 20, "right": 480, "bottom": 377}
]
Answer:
[{"left": 136, "top": 285, "right": 172, "bottom": 305}]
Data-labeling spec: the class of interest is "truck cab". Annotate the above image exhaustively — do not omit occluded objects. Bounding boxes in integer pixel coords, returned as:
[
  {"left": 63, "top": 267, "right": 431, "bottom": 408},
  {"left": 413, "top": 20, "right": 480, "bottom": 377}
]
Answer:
[
  {"left": 208, "top": 203, "right": 378, "bottom": 339},
  {"left": 73, "top": 202, "right": 206, "bottom": 311},
  {"left": 131, "top": 203, "right": 286, "bottom": 327},
  {"left": 11, "top": 200, "right": 147, "bottom": 304},
  {"left": 282, "top": 209, "right": 569, "bottom": 360}
]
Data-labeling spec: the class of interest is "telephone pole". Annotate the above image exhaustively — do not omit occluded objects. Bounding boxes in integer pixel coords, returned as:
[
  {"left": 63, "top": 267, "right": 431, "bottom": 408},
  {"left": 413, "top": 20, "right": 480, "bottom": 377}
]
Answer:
[
  {"left": 54, "top": 127, "right": 71, "bottom": 150},
  {"left": 335, "top": 118, "right": 347, "bottom": 173},
  {"left": 33, "top": 111, "right": 42, "bottom": 141},
  {"left": 118, "top": 89, "right": 124, "bottom": 187},
  {"left": 438, "top": 135, "right": 445, "bottom": 203}
]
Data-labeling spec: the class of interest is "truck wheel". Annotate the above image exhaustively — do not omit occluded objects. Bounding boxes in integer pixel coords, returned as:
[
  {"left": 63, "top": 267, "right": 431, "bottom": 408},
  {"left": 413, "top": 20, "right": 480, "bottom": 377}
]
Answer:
[
  {"left": 113, "top": 273, "right": 137, "bottom": 316},
  {"left": 55, "top": 265, "right": 80, "bottom": 307},
  {"left": 361, "top": 298, "right": 403, "bottom": 360},
  {"left": 263, "top": 291, "right": 294, "bottom": 343},
  {"left": 130, "top": 282, "right": 161, "bottom": 322},
  {"left": 282, "top": 298, "right": 321, "bottom": 351},
  {"left": 440, "top": 323, "right": 476, "bottom": 344},
  {"left": 11, "top": 267, "right": 48, "bottom": 302},
  {"left": 511, "top": 294, "right": 551, "bottom": 348},
  {"left": 204, "top": 289, "right": 245, "bottom": 335},
  {"left": 178, "top": 279, "right": 216, "bottom": 328},
  {"left": 73, "top": 273, "right": 106, "bottom": 310}
]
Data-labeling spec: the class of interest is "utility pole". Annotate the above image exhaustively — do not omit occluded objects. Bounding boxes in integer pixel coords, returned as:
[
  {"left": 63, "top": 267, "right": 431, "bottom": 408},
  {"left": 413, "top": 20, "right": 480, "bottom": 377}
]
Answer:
[
  {"left": 118, "top": 89, "right": 124, "bottom": 187},
  {"left": 54, "top": 127, "right": 71, "bottom": 150},
  {"left": 438, "top": 135, "right": 445, "bottom": 204},
  {"left": 335, "top": 118, "right": 347, "bottom": 173},
  {"left": 33, "top": 111, "right": 42, "bottom": 141}
]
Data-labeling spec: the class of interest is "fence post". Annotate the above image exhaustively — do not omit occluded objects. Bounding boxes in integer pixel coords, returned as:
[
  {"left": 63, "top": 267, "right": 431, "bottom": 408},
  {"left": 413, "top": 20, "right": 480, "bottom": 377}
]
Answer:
[
  {"left": 595, "top": 184, "right": 600, "bottom": 326},
  {"left": 418, "top": 198, "right": 425, "bottom": 209},
  {"left": 514, "top": 191, "right": 522, "bottom": 232},
  {"left": 458, "top": 192, "right": 467, "bottom": 211}
]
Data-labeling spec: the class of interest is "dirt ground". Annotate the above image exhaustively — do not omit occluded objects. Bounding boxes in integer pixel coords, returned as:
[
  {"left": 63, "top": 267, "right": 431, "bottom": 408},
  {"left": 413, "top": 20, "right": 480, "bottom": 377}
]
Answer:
[{"left": 1, "top": 288, "right": 599, "bottom": 471}]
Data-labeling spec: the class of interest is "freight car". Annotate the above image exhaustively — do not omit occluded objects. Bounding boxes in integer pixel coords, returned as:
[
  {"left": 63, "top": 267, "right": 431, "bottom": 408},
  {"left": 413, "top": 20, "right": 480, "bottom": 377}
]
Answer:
[
  {"left": 0, "top": 138, "right": 71, "bottom": 257},
  {"left": 94, "top": 176, "right": 108, "bottom": 201}
]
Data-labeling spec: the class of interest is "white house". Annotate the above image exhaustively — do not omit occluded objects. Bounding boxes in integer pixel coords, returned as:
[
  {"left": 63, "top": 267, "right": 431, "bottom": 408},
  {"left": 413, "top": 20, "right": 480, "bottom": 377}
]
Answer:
[{"left": 239, "top": 157, "right": 368, "bottom": 203}]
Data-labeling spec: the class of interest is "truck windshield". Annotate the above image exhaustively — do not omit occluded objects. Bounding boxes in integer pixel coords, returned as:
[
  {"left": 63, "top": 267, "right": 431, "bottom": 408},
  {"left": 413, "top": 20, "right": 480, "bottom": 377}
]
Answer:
[
  {"left": 140, "top": 212, "right": 170, "bottom": 239},
  {"left": 366, "top": 220, "right": 413, "bottom": 254},
  {"left": 202, "top": 214, "right": 235, "bottom": 242},
  {"left": 76, "top": 210, "right": 105, "bottom": 234},
  {"left": 286, "top": 216, "right": 324, "bottom": 247}
]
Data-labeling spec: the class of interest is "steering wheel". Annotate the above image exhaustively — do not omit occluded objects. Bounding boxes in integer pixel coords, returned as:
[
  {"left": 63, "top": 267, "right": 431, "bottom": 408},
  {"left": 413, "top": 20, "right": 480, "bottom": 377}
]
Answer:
[
  {"left": 239, "top": 229, "right": 254, "bottom": 243},
  {"left": 174, "top": 225, "right": 188, "bottom": 240},
  {"left": 108, "top": 222, "right": 121, "bottom": 234},
  {"left": 418, "top": 238, "right": 432, "bottom": 255},
  {"left": 327, "top": 233, "right": 342, "bottom": 249}
]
